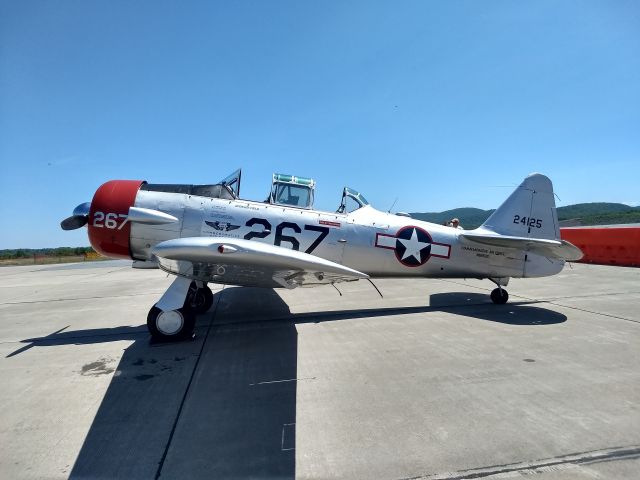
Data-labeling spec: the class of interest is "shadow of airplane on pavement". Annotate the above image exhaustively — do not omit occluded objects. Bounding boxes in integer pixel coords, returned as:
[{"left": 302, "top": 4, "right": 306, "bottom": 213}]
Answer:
[{"left": 8, "top": 290, "right": 566, "bottom": 359}]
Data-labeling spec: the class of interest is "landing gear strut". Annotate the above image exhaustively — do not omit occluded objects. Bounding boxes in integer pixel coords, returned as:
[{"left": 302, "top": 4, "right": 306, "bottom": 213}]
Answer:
[{"left": 147, "top": 278, "right": 212, "bottom": 342}]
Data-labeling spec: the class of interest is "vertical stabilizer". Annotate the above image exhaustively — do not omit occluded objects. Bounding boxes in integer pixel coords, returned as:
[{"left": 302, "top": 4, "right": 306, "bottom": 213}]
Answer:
[{"left": 479, "top": 173, "right": 560, "bottom": 240}]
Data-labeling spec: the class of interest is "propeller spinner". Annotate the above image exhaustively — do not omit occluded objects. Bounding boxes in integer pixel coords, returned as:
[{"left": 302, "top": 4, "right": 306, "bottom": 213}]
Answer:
[{"left": 60, "top": 202, "right": 91, "bottom": 230}]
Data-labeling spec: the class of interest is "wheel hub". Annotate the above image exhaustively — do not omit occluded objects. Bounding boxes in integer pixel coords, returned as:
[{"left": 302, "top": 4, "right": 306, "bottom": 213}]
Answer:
[{"left": 156, "top": 309, "right": 184, "bottom": 335}]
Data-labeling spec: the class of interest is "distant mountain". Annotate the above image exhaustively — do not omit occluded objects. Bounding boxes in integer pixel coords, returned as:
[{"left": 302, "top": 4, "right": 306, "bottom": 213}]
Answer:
[
  {"left": 409, "top": 208, "right": 494, "bottom": 227},
  {"left": 409, "top": 202, "right": 640, "bottom": 229},
  {"left": 556, "top": 203, "right": 638, "bottom": 221},
  {"left": 560, "top": 210, "right": 640, "bottom": 227}
]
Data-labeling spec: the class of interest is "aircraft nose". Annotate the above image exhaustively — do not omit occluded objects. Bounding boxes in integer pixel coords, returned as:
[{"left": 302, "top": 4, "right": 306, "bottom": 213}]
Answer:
[{"left": 87, "top": 180, "right": 144, "bottom": 259}]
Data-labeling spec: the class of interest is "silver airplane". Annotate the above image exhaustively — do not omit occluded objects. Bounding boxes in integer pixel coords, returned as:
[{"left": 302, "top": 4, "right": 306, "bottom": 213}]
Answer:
[{"left": 61, "top": 170, "right": 582, "bottom": 342}]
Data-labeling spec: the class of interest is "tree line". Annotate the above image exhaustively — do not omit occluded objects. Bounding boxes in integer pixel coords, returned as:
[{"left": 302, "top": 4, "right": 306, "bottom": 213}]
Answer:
[{"left": 0, "top": 247, "right": 96, "bottom": 259}]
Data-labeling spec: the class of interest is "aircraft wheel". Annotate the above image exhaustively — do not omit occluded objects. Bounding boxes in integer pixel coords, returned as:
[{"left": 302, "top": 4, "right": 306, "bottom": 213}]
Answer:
[
  {"left": 490, "top": 288, "right": 509, "bottom": 304},
  {"left": 147, "top": 306, "right": 195, "bottom": 342},
  {"left": 186, "top": 284, "right": 214, "bottom": 314}
]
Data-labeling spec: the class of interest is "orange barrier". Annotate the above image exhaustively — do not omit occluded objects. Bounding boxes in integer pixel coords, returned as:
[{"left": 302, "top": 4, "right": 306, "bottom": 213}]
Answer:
[{"left": 560, "top": 227, "right": 640, "bottom": 267}]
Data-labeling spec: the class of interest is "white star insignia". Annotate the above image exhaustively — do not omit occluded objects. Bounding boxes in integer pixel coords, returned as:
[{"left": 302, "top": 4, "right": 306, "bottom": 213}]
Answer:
[{"left": 398, "top": 228, "right": 430, "bottom": 262}]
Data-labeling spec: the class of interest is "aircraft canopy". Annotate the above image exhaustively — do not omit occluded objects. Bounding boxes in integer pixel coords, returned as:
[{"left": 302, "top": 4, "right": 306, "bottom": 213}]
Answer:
[
  {"left": 219, "top": 169, "right": 241, "bottom": 198},
  {"left": 337, "top": 186, "right": 369, "bottom": 213},
  {"left": 269, "top": 173, "right": 316, "bottom": 209}
]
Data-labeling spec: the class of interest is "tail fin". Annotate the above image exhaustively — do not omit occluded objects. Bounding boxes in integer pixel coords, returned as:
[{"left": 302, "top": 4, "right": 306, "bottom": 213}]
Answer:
[
  {"left": 463, "top": 174, "right": 582, "bottom": 263},
  {"left": 480, "top": 173, "right": 560, "bottom": 240}
]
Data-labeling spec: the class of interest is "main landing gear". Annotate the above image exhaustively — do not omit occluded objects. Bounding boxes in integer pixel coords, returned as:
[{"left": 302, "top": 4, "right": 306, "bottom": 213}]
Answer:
[
  {"left": 186, "top": 281, "right": 214, "bottom": 314},
  {"left": 489, "top": 278, "right": 509, "bottom": 304},
  {"left": 147, "top": 278, "right": 213, "bottom": 342},
  {"left": 147, "top": 306, "right": 195, "bottom": 341},
  {"left": 490, "top": 287, "right": 509, "bottom": 304}
]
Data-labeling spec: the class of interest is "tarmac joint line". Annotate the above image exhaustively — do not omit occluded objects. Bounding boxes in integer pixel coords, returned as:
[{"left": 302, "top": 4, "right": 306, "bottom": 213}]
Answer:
[{"left": 153, "top": 287, "right": 224, "bottom": 480}]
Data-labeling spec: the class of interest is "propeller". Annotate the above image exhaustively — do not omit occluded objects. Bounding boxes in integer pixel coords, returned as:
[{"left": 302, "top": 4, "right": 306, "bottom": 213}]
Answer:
[{"left": 60, "top": 202, "right": 91, "bottom": 230}]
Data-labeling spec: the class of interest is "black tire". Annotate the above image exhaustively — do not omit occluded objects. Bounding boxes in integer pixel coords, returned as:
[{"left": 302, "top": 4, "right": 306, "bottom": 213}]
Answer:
[
  {"left": 490, "top": 288, "right": 509, "bottom": 304},
  {"left": 186, "top": 284, "right": 214, "bottom": 314},
  {"left": 147, "top": 305, "right": 195, "bottom": 342}
]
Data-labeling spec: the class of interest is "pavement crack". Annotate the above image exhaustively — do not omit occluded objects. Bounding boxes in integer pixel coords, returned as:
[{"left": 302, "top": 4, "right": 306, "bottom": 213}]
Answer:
[
  {"left": 2, "top": 291, "right": 167, "bottom": 306},
  {"left": 545, "top": 301, "right": 640, "bottom": 324},
  {"left": 399, "top": 445, "right": 640, "bottom": 480}
]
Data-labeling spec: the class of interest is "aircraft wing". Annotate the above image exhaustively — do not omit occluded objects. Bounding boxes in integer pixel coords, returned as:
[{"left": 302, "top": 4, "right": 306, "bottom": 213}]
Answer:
[
  {"left": 460, "top": 232, "right": 583, "bottom": 261},
  {"left": 151, "top": 237, "right": 369, "bottom": 289}
]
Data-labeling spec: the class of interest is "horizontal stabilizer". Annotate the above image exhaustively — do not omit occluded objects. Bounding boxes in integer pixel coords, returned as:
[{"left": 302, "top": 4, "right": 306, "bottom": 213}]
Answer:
[{"left": 461, "top": 232, "right": 583, "bottom": 261}]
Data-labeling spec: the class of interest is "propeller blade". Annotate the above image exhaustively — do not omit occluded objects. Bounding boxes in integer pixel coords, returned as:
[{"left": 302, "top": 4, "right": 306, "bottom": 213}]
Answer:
[{"left": 61, "top": 215, "right": 88, "bottom": 230}]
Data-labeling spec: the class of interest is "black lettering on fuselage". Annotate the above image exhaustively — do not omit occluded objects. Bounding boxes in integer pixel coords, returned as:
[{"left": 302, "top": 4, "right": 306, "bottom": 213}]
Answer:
[
  {"left": 275, "top": 222, "right": 301, "bottom": 250},
  {"left": 243, "top": 218, "right": 271, "bottom": 240},
  {"left": 242, "top": 217, "right": 330, "bottom": 254}
]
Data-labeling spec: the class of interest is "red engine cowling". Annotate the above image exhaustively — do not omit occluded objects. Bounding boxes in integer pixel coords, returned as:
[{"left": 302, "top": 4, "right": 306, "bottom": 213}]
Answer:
[{"left": 88, "top": 180, "right": 144, "bottom": 259}]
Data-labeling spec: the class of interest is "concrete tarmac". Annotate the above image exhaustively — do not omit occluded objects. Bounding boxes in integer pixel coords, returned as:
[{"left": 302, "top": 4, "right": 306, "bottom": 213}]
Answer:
[{"left": 0, "top": 261, "right": 638, "bottom": 479}]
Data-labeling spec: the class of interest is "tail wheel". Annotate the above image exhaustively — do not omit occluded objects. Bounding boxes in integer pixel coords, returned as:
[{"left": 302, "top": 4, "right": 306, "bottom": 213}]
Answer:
[
  {"left": 147, "top": 306, "right": 195, "bottom": 342},
  {"left": 186, "top": 284, "right": 214, "bottom": 314},
  {"left": 490, "top": 288, "right": 509, "bottom": 304}
]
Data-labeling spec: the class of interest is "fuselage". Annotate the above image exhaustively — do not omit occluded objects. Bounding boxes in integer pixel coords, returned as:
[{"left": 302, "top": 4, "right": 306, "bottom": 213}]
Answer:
[{"left": 121, "top": 189, "right": 562, "bottom": 281}]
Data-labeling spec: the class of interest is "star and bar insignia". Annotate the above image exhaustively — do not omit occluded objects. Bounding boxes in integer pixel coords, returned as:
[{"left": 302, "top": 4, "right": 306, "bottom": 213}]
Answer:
[{"left": 375, "top": 226, "right": 450, "bottom": 267}]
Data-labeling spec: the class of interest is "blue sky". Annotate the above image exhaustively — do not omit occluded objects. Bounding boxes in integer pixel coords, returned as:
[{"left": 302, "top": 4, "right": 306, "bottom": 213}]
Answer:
[{"left": 1, "top": 1, "right": 638, "bottom": 248}]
